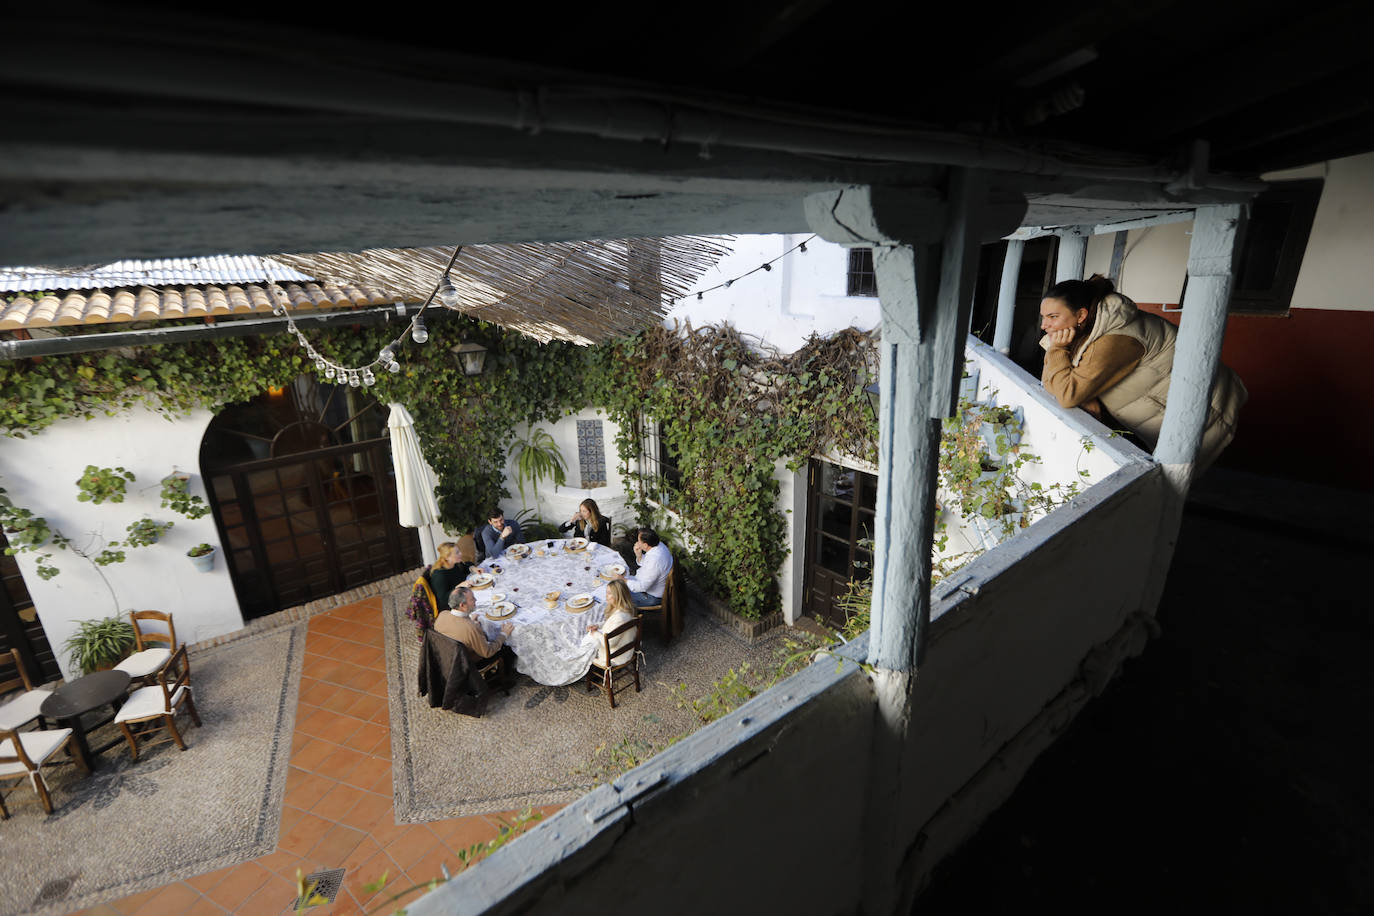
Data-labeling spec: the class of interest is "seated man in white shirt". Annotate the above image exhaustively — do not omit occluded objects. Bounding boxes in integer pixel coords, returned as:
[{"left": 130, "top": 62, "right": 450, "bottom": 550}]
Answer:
[{"left": 616, "top": 527, "right": 672, "bottom": 608}]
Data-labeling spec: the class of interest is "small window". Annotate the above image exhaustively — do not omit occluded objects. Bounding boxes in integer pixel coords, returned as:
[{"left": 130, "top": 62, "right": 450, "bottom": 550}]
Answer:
[
  {"left": 1228, "top": 179, "right": 1322, "bottom": 314},
  {"left": 638, "top": 416, "right": 682, "bottom": 506},
  {"left": 847, "top": 248, "right": 878, "bottom": 297}
]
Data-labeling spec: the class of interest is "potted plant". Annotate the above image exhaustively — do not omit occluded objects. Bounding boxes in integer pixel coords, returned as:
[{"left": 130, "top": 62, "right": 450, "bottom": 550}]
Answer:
[
  {"left": 160, "top": 472, "right": 211, "bottom": 519},
  {"left": 124, "top": 517, "right": 174, "bottom": 548},
  {"left": 187, "top": 542, "right": 216, "bottom": 571},
  {"left": 978, "top": 404, "right": 1025, "bottom": 465},
  {"left": 1, "top": 505, "right": 52, "bottom": 551},
  {"left": 508, "top": 427, "right": 567, "bottom": 505},
  {"left": 75, "top": 465, "right": 135, "bottom": 504},
  {"left": 64, "top": 615, "right": 136, "bottom": 674}
]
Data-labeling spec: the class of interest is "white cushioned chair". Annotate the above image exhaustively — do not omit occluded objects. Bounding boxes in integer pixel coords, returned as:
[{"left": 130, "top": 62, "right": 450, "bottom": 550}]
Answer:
[
  {"left": 1, "top": 725, "right": 85, "bottom": 818},
  {"left": 115, "top": 644, "right": 200, "bottom": 761},
  {"left": 114, "top": 610, "right": 176, "bottom": 686},
  {"left": 0, "top": 648, "right": 53, "bottom": 733}
]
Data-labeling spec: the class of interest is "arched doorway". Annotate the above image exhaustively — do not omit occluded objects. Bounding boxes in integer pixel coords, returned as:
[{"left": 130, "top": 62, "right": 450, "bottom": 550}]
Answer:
[{"left": 200, "top": 378, "right": 423, "bottom": 619}]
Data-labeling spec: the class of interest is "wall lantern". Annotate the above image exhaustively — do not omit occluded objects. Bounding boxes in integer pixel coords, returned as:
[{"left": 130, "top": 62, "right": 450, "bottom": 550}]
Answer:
[
  {"left": 451, "top": 340, "right": 488, "bottom": 376},
  {"left": 864, "top": 381, "right": 880, "bottom": 419}
]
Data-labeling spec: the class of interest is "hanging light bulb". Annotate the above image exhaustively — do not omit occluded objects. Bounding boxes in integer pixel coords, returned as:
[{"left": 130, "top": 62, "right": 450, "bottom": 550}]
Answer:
[
  {"left": 314, "top": 357, "right": 326, "bottom": 372},
  {"left": 799, "top": 242, "right": 808, "bottom": 253},
  {"left": 348, "top": 371, "right": 361, "bottom": 388},
  {"left": 388, "top": 360, "right": 402, "bottom": 373},
  {"left": 761, "top": 263, "right": 772, "bottom": 271},
  {"left": 323, "top": 365, "right": 336, "bottom": 380},
  {"left": 437, "top": 274, "right": 460, "bottom": 308},
  {"left": 362, "top": 369, "right": 376, "bottom": 387},
  {"left": 412, "top": 314, "right": 428, "bottom": 344},
  {"left": 379, "top": 346, "right": 395, "bottom": 364}
]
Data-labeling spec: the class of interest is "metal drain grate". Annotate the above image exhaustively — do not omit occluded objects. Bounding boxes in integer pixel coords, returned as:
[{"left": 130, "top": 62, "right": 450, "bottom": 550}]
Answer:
[{"left": 295, "top": 868, "right": 346, "bottom": 906}]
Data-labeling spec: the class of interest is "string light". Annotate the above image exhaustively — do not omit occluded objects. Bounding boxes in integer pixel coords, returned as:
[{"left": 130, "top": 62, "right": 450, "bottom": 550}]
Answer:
[
  {"left": 674, "top": 234, "right": 814, "bottom": 303},
  {"left": 268, "top": 246, "right": 463, "bottom": 383}
]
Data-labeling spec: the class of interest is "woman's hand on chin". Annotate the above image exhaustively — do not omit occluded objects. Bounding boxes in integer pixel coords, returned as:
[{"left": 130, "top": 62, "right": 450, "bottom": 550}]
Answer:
[{"left": 1047, "top": 328, "right": 1076, "bottom": 349}]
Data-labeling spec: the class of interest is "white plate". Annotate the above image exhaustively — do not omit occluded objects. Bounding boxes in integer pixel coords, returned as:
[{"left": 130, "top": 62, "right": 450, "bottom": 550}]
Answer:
[
  {"left": 486, "top": 601, "right": 517, "bottom": 619},
  {"left": 567, "top": 537, "right": 589, "bottom": 550},
  {"left": 598, "top": 563, "right": 626, "bottom": 578},
  {"left": 566, "top": 593, "right": 594, "bottom": 610},
  {"left": 506, "top": 543, "right": 530, "bottom": 557},
  {"left": 467, "top": 573, "right": 494, "bottom": 588},
  {"left": 489, "top": 591, "right": 506, "bottom": 604}
]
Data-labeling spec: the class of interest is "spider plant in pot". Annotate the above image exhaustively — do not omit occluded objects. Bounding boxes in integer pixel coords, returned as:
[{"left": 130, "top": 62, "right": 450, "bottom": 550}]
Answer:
[{"left": 64, "top": 615, "right": 136, "bottom": 674}]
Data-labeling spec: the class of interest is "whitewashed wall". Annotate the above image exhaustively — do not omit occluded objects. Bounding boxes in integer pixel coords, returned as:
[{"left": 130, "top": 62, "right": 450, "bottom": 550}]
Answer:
[
  {"left": 498, "top": 408, "right": 630, "bottom": 537},
  {"left": 664, "top": 233, "right": 881, "bottom": 353},
  {"left": 0, "top": 406, "right": 241, "bottom": 679}
]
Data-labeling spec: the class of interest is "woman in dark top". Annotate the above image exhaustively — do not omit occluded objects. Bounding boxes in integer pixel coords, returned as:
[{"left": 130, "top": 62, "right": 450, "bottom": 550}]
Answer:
[
  {"left": 427, "top": 540, "right": 474, "bottom": 610},
  {"left": 559, "top": 498, "right": 611, "bottom": 547}
]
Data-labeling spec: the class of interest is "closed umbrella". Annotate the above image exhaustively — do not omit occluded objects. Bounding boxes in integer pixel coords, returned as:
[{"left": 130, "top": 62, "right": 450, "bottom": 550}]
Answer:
[{"left": 387, "top": 403, "right": 441, "bottom": 564}]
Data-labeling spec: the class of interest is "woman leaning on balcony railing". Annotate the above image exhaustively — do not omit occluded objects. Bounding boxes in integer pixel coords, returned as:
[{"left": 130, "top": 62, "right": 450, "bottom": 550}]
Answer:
[{"left": 1039, "top": 274, "right": 1247, "bottom": 472}]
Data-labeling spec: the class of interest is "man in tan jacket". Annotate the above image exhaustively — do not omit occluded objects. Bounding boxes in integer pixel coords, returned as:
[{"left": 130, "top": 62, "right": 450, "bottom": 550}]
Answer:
[{"left": 436, "top": 586, "right": 513, "bottom": 660}]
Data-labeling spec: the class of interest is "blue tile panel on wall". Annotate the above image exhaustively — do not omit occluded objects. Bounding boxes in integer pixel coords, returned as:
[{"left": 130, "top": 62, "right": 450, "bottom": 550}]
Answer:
[{"left": 577, "top": 419, "right": 607, "bottom": 489}]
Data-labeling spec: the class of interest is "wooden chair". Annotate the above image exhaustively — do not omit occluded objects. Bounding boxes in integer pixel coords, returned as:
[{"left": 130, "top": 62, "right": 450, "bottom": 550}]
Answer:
[
  {"left": 584, "top": 614, "right": 643, "bottom": 709},
  {"left": 635, "top": 564, "right": 684, "bottom": 645},
  {"left": 114, "top": 644, "right": 201, "bottom": 761},
  {"left": 465, "top": 645, "right": 513, "bottom": 701},
  {"left": 0, "top": 648, "right": 54, "bottom": 733},
  {"left": 1, "top": 725, "right": 86, "bottom": 818},
  {"left": 114, "top": 610, "right": 176, "bottom": 686}
]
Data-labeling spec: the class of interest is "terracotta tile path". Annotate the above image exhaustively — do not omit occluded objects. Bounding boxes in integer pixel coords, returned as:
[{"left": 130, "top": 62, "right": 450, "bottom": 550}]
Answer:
[{"left": 70, "top": 596, "right": 559, "bottom": 916}]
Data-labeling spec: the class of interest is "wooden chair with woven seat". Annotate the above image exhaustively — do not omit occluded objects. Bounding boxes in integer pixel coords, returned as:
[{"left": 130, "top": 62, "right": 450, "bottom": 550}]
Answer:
[
  {"left": 1, "top": 724, "right": 86, "bottom": 818},
  {"left": 0, "top": 648, "right": 54, "bottom": 733},
  {"left": 584, "top": 614, "right": 643, "bottom": 709},
  {"left": 464, "top": 644, "right": 513, "bottom": 700},
  {"left": 635, "top": 564, "right": 684, "bottom": 645},
  {"left": 113, "top": 610, "right": 176, "bottom": 686},
  {"left": 114, "top": 644, "right": 201, "bottom": 761}
]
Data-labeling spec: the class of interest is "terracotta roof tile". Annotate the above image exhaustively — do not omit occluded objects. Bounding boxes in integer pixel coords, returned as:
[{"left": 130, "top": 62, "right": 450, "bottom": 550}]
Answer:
[{"left": 0, "top": 284, "right": 397, "bottom": 330}]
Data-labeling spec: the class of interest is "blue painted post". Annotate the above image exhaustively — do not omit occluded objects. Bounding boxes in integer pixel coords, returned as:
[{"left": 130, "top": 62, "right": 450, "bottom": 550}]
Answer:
[
  {"left": 1154, "top": 204, "right": 1242, "bottom": 482},
  {"left": 1055, "top": 228, "right": 1088, "bottom": 282},
  {"left": 804, "top": 174, "right": 1013, "bottom": 672},
  {"left": 993, "top": 239, "right": 1024, "bottom": 353}
]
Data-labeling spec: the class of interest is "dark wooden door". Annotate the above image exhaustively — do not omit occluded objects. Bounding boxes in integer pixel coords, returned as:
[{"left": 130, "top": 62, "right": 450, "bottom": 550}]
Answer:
[
  {"left": 1, "top": 531, "right": 61, "bottom": 685},
  {"left": 802, "top": 459, "right": 877, "bottom": 628},
  {"left": 206, "top": 438, "right": 422, "bottom": 619}
]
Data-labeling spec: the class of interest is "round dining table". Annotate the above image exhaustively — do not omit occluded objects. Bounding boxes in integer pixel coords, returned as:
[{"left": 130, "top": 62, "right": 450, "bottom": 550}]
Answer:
[{"left": 466, "top": 540, "right": 628, "bottom": 686}]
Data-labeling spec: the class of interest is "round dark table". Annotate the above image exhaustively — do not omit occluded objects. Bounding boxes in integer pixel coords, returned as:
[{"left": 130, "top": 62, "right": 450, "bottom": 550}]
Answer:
[{"left": 40, "top": 669, "right": 131, "bottom": 771}]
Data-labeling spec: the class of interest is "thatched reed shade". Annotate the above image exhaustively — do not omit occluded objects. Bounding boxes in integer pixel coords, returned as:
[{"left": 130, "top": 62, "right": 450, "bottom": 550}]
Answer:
[
  {"left": 0, "top": 283, "right": 393, "bottom": 330},
  {"left": 272, "top": 238, "right": 732, "bottom": 345}
]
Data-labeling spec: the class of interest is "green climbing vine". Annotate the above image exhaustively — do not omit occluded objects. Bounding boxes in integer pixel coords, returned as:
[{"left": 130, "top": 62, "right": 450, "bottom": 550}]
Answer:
[{"left": 0, "top": 313, "right": 876, "bottom": 621}]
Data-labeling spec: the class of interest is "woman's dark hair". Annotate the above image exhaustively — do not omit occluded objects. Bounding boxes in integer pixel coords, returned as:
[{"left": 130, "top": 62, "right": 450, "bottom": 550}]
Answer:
[{"left": 1045, "top": 274, "right": 1115, "bottom": 314}]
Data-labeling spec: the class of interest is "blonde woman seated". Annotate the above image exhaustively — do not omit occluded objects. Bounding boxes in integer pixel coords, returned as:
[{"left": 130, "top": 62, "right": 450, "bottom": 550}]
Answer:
[
  {"left": 428, "top": 539, "right": 475, "bottom": 611},
  {"left": 559, "top": 497, "right": 611, "bottom": 547},
  {"left": 581, "top": 579, "right": 637, "bottom": 667}
]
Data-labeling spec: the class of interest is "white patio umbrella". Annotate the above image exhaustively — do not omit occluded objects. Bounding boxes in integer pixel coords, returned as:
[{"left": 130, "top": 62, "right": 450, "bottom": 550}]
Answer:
[{"left": 387, "top": 403, "right": 441, "bottom": 565}]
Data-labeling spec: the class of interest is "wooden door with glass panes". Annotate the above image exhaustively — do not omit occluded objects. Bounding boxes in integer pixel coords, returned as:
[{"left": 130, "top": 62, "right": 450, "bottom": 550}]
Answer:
[{"left": 803, "top": 459, "right": 877, "bottom": 628}]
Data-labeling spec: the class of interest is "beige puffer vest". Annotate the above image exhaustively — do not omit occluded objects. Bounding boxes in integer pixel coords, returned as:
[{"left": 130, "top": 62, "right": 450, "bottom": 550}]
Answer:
[{"left": 1072, "top": 293, "right": 1247, "bottom": 469}]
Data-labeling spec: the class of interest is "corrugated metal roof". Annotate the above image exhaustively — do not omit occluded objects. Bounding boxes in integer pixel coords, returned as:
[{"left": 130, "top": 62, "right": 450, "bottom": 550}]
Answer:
[{"left": 0, "top": 255, "right": 315, "bottom": 293}]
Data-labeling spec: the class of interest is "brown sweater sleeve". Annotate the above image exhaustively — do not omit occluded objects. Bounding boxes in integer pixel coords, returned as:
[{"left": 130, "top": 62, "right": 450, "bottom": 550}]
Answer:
[{"left": 1042, "top": 335, "right": 1146, "bottom": 409}]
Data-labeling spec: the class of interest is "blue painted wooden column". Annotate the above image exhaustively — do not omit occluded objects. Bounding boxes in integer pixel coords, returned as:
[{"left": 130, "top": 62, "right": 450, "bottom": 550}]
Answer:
[
  {"left": 993, "top": 238, "right": 1024, "bottom": 353},
  {"left": 805, "top": 174, "right": 1021, "bottom": 672},
  {"left": 1154, "top": 204, "right": 1242, "bottom": 488},
  {"left": 1054, "top": 226, "right": 1090, "bottom": 282}
]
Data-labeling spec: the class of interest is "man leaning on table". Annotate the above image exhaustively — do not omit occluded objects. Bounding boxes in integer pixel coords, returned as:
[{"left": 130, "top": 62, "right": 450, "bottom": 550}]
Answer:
[
  {"left": 615, "top": 527, "right": 673, "bottom": 608},
  {"left": 437, "top": 586, "right": 514, "bottom": 662},
  {"left": 479, "top": 507, "right": 524, "bottom": 560}
]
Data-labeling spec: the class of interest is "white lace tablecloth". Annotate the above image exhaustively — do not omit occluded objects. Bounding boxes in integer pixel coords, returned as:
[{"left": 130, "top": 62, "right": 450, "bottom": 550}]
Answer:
[{"left": 469, "top": 542, "right": 626, "bottom": 686}]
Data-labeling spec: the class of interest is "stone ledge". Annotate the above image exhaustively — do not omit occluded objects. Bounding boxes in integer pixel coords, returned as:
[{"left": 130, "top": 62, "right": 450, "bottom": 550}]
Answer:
[{"left": 188, "top": 567, "right": 422, "bottom": 654}]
